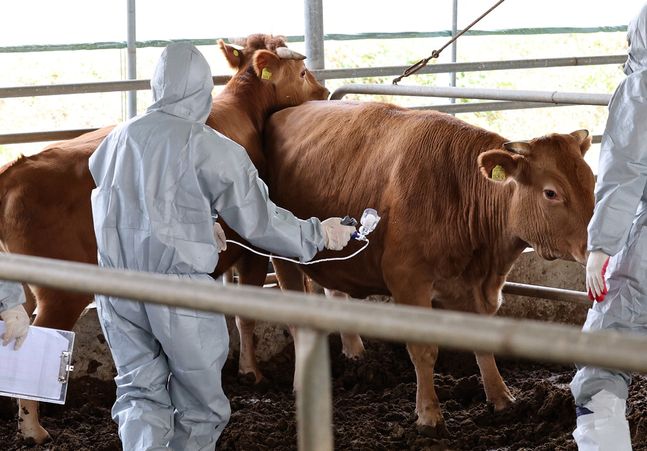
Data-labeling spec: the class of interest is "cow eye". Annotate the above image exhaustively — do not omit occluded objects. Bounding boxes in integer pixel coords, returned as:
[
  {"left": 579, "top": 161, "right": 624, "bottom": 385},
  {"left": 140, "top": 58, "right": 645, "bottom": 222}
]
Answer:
[
  {"left": 543, "top": 189, "right": 559, "bottom": 200},
  {"left": 300, "top": 69, "right": 307, "bottom": 78}
]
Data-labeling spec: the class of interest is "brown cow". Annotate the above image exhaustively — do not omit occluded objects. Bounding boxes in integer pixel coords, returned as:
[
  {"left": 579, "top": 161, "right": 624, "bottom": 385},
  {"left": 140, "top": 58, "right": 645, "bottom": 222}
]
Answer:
[
  {"left": 0, "top": 34, "right": 327, "bottom": 444},
  {"left": 257, "top": 100, "right": 594, "bottom": 435}
]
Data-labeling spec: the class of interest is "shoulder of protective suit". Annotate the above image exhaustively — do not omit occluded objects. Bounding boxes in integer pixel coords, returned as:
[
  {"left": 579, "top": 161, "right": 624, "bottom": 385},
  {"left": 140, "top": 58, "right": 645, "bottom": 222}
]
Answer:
[
  {"left": 193, "top": 124, "right": 245, "bottom": 157},
  {"left": 608, "top": 74, "right": 647, "bottom": 106}
]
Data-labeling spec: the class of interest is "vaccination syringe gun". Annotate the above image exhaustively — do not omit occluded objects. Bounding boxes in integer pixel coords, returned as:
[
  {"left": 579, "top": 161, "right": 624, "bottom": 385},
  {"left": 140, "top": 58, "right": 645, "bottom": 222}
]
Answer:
[
  {"left": 341, "top": 208, "right": 380, "bottom": 241},
  {"left": 227, "top": 208, "right": 381, "bottom": 264}
]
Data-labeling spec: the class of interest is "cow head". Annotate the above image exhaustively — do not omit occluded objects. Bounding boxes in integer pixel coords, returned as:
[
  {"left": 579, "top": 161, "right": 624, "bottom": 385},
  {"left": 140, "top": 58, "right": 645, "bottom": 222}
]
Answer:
[
  {"left": 478, "top": 129, "right": 595, "bottom": 264},
  {"left": 218, "top": 34, "right": 329, "bottom": 105}
]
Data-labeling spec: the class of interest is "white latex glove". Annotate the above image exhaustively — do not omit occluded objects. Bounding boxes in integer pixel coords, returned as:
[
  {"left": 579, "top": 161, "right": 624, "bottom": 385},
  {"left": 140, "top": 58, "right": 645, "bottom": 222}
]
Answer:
[
  {"left": 586, "top": 250, "right": 610, "bottom": 302},
  {"left": 214, "top": 222, "right": 227, "bottom": 252},
  {"left": 1, "top": 304, "right": 30, "bottom": 350},
  {"left": 321, "top": 217, "right": 356, "bottom": 251}
]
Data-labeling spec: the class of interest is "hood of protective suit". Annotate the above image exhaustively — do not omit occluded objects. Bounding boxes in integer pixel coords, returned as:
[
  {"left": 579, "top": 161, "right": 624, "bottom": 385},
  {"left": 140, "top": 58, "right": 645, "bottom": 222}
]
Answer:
[
  {"left": 147, "top": 42, "right": 214, "bottom": 123},
  {"left": 625, "top": 4, "right": 647, "bottom": 75}
]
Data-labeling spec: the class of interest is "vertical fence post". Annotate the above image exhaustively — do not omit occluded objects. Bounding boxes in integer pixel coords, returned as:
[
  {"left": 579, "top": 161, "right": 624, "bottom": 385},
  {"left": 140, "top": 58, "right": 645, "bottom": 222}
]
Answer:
[
  {"left": 295, "top": 328, "right": 333, "bottom": 451},
  {"left": 126, "top": 0, "right": 137, "bottom": 119},
  {"left": 304, "top": 0, "right": 325, "bottom": 75},
  {"left": 450, "top": 0, "right": 458, "bottom": 104}
]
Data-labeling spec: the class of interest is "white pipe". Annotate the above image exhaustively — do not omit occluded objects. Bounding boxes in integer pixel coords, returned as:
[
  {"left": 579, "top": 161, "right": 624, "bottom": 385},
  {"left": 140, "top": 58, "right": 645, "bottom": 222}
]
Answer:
[
  {"left": 304, "top": 0, "right": 325, "bottom": 72},
  {"left": 330, "top": 83, "right": 612, "bottom": 105},
  {"left": 126, "top": 0, "right": 137, "bottom": 119},
  {"left": 296, "top": 329, "right": 333, "bottom": 451},
  {"left": 0, "top": 252, "right": 645, "bottom": 372}
]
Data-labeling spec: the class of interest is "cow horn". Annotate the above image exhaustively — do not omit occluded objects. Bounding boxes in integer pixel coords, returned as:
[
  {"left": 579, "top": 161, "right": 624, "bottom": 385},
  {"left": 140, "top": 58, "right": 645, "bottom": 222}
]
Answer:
[
  {"left": 276, "top": 47, "right": 306, "bottom": 60},
  {"left": 228, "top": 43, "right": 245, "bottom": 51},
  {"left": 503, "top": 141, "right": 531, "bottom": 155},
  {"left": 570, "top": 129, "right": 589, "bottom": 143}
]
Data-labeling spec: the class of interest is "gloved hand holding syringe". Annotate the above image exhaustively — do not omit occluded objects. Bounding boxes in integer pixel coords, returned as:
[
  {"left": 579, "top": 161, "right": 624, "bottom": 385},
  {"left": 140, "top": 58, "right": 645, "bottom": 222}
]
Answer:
[{"left": 226, "top": 208, "right": 381, "bottom": 264}]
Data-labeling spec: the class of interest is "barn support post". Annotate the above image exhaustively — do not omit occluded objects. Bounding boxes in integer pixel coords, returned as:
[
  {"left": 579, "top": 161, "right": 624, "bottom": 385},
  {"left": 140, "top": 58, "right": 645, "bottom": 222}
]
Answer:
[
  {"left": 295, "top": 328, "right": 334, "bottom": 451},
  {"left": 126, "top": 0, "right": 137, "bottom": 119},
  {"left": 304, "top": 0, "right": 325, "bottom": 75}
]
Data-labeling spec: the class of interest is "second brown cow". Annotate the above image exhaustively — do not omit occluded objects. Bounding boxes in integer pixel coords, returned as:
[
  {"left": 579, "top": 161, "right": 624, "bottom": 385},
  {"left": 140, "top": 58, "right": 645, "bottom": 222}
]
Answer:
[{"left": 258, "top": 100, "right": 594, "bottom": 435}]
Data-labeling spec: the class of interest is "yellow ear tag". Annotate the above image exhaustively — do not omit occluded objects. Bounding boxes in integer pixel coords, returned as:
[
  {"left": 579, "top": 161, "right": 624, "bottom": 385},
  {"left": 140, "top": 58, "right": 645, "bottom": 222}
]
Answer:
[
  {"left": 233, "top": 49, "right": 239, "bottom": 57},
  {"left": 261, "top": 67, "right": 272, "bottom": 80},
  {"left": 491, "top": 164, "right": 506, "bottom": 181}
]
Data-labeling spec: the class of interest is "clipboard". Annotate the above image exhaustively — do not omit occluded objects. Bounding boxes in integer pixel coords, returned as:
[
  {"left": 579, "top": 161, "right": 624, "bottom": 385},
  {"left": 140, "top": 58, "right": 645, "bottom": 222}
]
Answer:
[{"left": 0, "top": 322, "right": 75, "bottom": 404}]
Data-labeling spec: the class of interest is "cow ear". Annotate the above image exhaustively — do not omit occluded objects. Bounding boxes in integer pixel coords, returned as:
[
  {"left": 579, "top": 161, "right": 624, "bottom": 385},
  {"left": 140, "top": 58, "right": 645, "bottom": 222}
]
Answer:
[
  {"left": 478, "top": 149, "right": 523, "bottom": 183},
  {"left": 218, "top": 39, "right": 244, "bottom": 70},
  {"left": 252, "top": 50, "right": 280, "bottom": 82},
  {"left": 570, "top": 129, "right": 591, "bottom": 156},
  {"left": 502, "top": 141, "right": 531, "bottom": 155}
]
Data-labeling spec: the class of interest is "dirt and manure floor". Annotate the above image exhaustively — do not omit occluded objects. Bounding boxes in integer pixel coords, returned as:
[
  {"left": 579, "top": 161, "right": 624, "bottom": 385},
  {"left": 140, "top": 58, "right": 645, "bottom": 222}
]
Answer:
[{"left": 2, "top": 337, "right": 647, "bottom": 451}]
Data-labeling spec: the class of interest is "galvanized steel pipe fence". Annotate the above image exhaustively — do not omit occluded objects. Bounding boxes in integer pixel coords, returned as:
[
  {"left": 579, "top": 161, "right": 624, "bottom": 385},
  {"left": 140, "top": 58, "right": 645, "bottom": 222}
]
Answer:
[
  {"left": 0, "top": 252, "right": 646, "bottom": 450},
  {"left": 0, "top": 55, "right": 621, "bottom": 145}
]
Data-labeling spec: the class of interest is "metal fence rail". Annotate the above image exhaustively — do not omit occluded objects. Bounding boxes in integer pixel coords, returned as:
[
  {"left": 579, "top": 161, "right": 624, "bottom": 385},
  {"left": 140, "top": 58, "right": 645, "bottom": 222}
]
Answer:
[
  {"left": 314, "top": 54, "right": 624, "bottom": 80},
  {"left": 0, "top": 252, "right": 645, "bottom": 450},
  {"left": 0, "top": 55, "right": 620, "bottom": 145},
  {"left": 329, "top": 83, "right": 612, "bottom": 105}
]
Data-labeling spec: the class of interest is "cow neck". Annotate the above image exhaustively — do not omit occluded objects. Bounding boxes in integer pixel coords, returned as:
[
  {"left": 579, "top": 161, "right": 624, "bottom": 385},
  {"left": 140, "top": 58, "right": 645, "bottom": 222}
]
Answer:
[
  {"left": 210, "top": 70, "right": 274, "bottom": 170},
  {"left": 226, "top": 70, "right": 275, "bottom": 132},
  {"left": 472, "top": 179, "right": 527, "bottom": 272}
]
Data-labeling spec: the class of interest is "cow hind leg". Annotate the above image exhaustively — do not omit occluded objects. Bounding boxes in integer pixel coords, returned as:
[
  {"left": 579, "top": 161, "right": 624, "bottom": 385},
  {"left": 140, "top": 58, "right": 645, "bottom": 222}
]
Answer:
[
  {"left": 235, "top": 252, "right": 271, "bottom": 384},
  {"left": 475, "top": 352, "right": 515, "bottom": 411},
  {"left": 18, "top": 288, "right": 91, "bottom": 445},
  {"left": 323, "top": 288, "right": 365, "bottom": 359},
  {"left": 235, "top": 316, "right": 262, "bottom": 384}
]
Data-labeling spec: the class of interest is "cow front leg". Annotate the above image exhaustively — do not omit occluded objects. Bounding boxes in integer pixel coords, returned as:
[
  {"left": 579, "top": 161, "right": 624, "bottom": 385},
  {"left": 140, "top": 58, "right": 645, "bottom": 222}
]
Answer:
[
  {"left": 407, "top": 342, "right": 447, "bottom": 435},
  {"left": 385, "top": 269, "right": 446, "bottom": 434},
  {"left": 475, "top": 352, "right": 515, "bottom": 410},
  {"left": 235, "top": 252, "right": 271, "bottom": 383}
]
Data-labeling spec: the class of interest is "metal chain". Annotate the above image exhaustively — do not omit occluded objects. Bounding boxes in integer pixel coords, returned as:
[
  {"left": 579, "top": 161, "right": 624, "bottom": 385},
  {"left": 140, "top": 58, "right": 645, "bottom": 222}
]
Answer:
[{"left": 392, "top": 0, "right": 507, "bottom": 85}]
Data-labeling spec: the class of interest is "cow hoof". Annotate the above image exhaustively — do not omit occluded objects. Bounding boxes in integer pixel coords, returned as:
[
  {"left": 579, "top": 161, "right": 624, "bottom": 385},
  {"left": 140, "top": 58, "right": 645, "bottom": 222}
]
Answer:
[
  {"left": 341, "top": 348, "right": 365, "bottom": 360},
  {"left": 238, "top": 371, "right": 264, "bottom": 386},
  {"left": 20, "top": 425, "right": 52, "bottom": 445},
  {"left": 341, "top": 335, "right": 365, "bottom": 359},
  {"left": 489, "top": 390, "right": 516, "bottom": 412},
  {"left": 415, "top": 421, "right": 449, "bottom": 439}
]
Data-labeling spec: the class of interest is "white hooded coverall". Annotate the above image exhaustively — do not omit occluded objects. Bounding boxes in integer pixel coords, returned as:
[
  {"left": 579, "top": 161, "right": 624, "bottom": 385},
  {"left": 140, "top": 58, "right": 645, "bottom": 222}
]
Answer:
[
  {"left": 89, "top": 42, "right": 325, "bottom": 450},
  {"left": 570, "top": 4, "right": 647, "bottom": 450},
  {"left": 0, "top": 283, "right": 25, "bottom": 314}
]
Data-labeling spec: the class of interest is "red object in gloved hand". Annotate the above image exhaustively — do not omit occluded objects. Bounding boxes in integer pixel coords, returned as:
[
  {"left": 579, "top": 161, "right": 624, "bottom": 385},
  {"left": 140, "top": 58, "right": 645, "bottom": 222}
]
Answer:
[{"left": 587, "top": 258, "right": 609, "bottom": 302}]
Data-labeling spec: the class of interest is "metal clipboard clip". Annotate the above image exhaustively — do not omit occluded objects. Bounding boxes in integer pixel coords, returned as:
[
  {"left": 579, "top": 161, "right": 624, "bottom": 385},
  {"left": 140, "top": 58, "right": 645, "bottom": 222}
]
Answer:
[{"left": 58, "top": 351, "right": 75, "bottom": 383}]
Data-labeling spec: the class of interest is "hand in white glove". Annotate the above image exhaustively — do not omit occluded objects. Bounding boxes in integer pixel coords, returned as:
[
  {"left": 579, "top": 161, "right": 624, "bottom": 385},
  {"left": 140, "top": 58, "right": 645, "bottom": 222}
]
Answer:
[
  {"left": 586, "top": 250, "right": 610, "bottom": 302},
  {"left": 1, "top": 304, "right": 30, "bottom": 350},
  {"left": 321, "top": 217, "right": 356, "bottom": 251},
  {"left": 214, "top": 222, "right": 227, "bottom": 253}
]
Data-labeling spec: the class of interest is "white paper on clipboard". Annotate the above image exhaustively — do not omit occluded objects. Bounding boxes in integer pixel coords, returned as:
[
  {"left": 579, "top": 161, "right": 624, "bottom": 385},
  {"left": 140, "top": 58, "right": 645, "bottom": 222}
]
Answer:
[{"left": 0, "top": 322, "right": 75, "bottom": 404}]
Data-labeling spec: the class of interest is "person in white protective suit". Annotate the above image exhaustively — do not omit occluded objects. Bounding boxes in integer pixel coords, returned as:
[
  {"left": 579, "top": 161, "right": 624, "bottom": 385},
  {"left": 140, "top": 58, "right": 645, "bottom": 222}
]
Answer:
[
  {"left": 89, "top": 42, "right": 356, "bottom": 450},
  {"left": 570, "top": 4, "right": 647, "bottom": 450},
  {"left": 0, "top": 282, "right": 29, "bottom": 350}
]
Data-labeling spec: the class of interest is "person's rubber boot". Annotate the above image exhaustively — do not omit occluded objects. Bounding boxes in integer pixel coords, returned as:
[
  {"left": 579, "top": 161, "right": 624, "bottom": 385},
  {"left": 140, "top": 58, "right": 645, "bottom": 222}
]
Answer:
[{"left": 573, "top": 389, "right": 632, "bottom": 451}]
